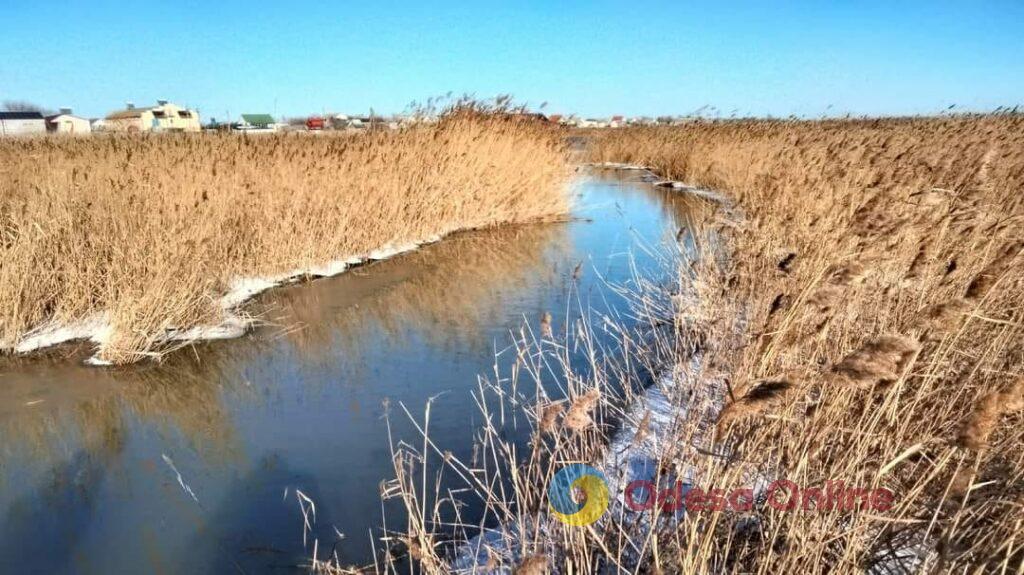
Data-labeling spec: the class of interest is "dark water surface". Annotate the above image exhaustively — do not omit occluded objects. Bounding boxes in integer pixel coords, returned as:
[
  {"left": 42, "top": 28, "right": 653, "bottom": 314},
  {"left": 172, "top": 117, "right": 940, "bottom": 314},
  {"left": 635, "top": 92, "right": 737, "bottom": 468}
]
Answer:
[{"left": 0, "top": 172, "right": 697, "bottom": 574}]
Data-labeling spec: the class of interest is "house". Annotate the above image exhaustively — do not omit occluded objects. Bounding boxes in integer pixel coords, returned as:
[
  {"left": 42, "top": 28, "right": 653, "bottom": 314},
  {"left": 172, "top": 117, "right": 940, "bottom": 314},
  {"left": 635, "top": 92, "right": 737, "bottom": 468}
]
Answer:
[
  {"left": 105, "top": 100, "right": 201, "bottom": 132},
  {"left": 45, "top": 108, "right": 92, "bottom": 134},
  {"left": 239, "top": 113, "right": 277, "bottom": 131},
  {"left": 0, "top": 111, "right": 46, "bottom": 136}
]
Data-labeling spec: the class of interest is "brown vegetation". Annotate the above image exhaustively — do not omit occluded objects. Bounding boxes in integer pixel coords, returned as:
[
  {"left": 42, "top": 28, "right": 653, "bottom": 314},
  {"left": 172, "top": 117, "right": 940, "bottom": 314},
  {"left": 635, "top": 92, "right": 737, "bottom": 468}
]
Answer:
[
  {"left": 583, "top": 115, "right": 1024, "bottom": 572},
  {"left": 0, "top": 108, "right": 571, "bottom": 363},
  {"left": 368, "top": 116, "right": 1024, "bottom": 574}
]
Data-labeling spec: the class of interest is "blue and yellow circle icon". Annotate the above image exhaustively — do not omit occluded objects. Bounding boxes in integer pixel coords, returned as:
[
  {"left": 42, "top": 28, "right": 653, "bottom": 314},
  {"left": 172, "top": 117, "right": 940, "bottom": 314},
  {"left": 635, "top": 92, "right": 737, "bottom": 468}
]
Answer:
[{"left": 548, "top": 464, "right": 610, "bottom": 526}]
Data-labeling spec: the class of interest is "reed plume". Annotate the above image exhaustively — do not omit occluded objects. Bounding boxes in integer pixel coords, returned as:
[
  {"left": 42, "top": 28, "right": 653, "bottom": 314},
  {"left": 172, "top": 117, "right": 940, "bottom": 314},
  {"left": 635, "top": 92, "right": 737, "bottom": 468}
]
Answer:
[
  {"left": 832, "top": 335, "right": 920, "bottom": 389},
  {"left": 563, "top": 388, "right": 601, "bottom": 433},
  {"left": 958, "top": 377, "right": 1024, "bottom": 451}
]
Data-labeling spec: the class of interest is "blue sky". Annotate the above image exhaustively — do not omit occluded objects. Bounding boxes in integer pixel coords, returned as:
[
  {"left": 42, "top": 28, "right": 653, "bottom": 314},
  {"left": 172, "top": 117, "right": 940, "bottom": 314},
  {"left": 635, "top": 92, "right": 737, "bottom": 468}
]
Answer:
[{"left": 2, "top": 1, "right": 1022, "bottom": 120}]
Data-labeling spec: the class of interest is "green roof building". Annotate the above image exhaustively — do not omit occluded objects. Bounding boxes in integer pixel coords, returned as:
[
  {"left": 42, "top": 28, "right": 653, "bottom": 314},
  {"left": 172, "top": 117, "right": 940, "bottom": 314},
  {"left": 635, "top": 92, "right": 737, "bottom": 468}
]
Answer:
[{"left": 240, "top": 114, "right": 276, "bottom": 130}]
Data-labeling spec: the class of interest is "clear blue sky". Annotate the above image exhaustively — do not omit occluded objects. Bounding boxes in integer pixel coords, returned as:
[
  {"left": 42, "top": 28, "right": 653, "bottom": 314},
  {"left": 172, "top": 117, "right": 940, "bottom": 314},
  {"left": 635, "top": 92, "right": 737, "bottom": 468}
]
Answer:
[{"left": 2, "top": 1, "right": 1022, "bottom": 120}]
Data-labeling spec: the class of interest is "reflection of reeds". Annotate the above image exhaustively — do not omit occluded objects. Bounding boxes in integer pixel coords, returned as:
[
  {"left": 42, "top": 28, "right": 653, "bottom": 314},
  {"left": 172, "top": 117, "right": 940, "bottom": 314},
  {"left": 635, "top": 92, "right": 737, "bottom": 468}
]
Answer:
[
  {"left": 0, "top": 107, "right": 570, "bottom": 363},
  {"left": 0, "top": 343, "right": 247, "bottom": 477},
  {"left": 262, "top": 223, "right": 570, "bottom": 364}
]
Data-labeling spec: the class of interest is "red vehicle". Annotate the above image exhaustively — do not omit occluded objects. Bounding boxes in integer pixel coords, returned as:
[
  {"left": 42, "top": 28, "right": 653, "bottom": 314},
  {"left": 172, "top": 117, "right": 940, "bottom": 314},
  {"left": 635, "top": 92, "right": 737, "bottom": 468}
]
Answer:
[{"left": 305, "top": 116, "right": 325, "bottom": 131}]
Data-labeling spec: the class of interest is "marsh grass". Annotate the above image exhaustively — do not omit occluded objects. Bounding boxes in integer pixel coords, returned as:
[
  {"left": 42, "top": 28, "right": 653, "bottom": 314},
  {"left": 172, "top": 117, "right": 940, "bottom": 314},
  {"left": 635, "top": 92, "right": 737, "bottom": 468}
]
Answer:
[
  {"left": 329, "top": 116, "right": 1023, "bottom": 573},
  {"left": 588, "top": 116, "right": 1023, "bottom": 572},
  {"left": 0, "top": 106, "right": 571, "bottom": 363}
]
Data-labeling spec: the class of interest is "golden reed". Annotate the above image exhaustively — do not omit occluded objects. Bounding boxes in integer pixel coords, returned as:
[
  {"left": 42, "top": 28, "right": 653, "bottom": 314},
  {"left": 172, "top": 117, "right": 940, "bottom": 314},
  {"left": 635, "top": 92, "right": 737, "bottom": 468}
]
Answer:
[
  {"left": 0, "top": 109, "right": 572, "bottom": 363},
  {"left": 587, "top": 115, "right": 1023, "bottom": 571}
]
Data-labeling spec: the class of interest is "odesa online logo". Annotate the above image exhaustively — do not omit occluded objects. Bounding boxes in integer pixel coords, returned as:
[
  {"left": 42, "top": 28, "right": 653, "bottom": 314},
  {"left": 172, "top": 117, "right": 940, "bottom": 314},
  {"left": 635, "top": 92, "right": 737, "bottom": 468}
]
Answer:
[{"left": 548, "top": 464, "right": 610, "bottom": 526}]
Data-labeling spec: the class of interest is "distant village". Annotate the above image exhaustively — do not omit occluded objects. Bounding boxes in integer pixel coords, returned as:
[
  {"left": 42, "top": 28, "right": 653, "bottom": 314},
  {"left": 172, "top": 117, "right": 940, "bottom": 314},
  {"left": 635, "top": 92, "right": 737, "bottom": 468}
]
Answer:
[{"left": 0, "top": 99, "right": 692, "bottom": 137}]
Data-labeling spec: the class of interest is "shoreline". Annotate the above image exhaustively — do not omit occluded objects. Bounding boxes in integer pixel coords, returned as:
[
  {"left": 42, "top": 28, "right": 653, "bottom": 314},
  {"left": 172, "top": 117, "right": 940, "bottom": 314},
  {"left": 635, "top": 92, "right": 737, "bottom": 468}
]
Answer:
[
  {"left": 5, "top": 230, "right": 460, "bottom": 366},
  {"left": 450, "top": 169, "right": 733, "bottom": 572},
  {"left": 0, "top": 110, "right": 571, "bottom": 366}
]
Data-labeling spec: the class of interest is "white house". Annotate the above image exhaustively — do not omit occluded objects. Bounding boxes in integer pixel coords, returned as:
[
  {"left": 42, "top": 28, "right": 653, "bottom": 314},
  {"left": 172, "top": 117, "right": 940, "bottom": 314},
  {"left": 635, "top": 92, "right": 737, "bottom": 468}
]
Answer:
[
  {"left": 45, "top": 108, "right": 92, "bottom": 135},
  {"left": 0, "top": 111, "right": 47, "bottom": 136},
  {"left": 105, "top": 100, "right": 201, "bottom": 132}
]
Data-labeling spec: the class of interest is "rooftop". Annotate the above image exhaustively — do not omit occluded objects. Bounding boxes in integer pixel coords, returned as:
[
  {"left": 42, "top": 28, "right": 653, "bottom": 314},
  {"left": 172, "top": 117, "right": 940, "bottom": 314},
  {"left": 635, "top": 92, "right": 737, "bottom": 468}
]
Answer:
[
  {"left": 106, "top": 107, "right": 154, "bottom": 120},
  {"left": 0, "top": 111, "right": 45, "bottom": 120},
  {"left": 241, "top": 114, "right": 275, "bottom": 125}
]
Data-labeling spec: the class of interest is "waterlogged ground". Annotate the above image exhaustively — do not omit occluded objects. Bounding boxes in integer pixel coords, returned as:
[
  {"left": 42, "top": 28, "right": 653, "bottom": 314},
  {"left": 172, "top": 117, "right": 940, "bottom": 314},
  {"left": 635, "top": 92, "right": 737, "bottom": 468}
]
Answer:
[{"left": 0, "top": 172, "right": 697, "bottom": 574}]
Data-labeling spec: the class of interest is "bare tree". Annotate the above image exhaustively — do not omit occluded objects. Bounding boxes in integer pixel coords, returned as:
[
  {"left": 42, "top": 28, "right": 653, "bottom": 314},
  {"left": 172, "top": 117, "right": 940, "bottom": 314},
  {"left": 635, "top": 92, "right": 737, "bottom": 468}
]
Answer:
[{"left": 2, "top": 100, "right": 51, "bottom": 114}]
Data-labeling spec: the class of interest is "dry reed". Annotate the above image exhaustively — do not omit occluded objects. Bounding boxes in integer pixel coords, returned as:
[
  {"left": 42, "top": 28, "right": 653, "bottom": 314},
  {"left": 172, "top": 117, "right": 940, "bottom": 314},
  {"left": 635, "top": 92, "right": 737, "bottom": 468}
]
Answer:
[
  {"left": 317, "top": 115, "right": 1023, "bottom": 574},
  {"left": 585, "top": 115, "right": 1024, "bottom": 572},
  {"left": 0, "top": 106, "right": 571, "bottom": 363}
]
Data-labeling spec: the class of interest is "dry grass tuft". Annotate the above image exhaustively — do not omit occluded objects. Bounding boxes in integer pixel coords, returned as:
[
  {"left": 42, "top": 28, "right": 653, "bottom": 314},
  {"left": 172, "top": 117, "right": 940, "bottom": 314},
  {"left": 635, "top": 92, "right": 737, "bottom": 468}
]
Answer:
[
  {"left": 914, "top": 298, "right": 971, "bottom": 335},
  {"left": 539, "top": 311, "right": 554, "bottom": 339},
  {"left": 716, "top": 376, "right": 800, "bottom": 429},
  {"left": 538, "top": 400, "right": 566, "bottom": 436},
  {"left": 964, "top": 240, "right": 1022, "bottom": 301}
]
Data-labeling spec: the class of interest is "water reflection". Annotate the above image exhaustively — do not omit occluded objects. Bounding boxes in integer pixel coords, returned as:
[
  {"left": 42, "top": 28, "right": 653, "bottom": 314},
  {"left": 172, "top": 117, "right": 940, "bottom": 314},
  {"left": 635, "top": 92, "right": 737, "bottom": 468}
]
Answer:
[
  {"left": 0, "top": 171, "right": 702, "bottom": 573},
  {"left": 265, "top": 222, "right": 568, "bottom": 365}
]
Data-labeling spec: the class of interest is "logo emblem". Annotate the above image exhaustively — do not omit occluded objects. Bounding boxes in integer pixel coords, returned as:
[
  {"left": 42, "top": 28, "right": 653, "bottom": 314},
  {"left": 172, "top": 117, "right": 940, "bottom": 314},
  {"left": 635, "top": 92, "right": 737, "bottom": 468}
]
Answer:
[{"left": 548, "top": 464, "right": 610, "bottom": 526}]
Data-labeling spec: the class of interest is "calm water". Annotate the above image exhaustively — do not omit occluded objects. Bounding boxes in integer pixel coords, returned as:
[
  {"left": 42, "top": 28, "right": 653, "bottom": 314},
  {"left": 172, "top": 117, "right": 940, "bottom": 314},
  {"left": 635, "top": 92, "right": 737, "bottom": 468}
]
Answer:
[{"left": 0, "top": 172, "right": 696, "bottom": 574}]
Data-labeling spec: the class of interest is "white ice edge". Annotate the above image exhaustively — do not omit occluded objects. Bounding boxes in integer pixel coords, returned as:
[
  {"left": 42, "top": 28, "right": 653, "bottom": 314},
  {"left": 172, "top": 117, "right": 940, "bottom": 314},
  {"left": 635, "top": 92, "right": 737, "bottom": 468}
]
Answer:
[
  {"left": 584, "top": 162, "right": 730, "bottom": 204},
  {"left": 12, "top": 313, "right": 113, "bottom": 355},
  {"left": 5, "top": 232, "right": 455, "bottom": 365},
  {"left": 584, "top": 161, "right": 652, "bottom": 170}
]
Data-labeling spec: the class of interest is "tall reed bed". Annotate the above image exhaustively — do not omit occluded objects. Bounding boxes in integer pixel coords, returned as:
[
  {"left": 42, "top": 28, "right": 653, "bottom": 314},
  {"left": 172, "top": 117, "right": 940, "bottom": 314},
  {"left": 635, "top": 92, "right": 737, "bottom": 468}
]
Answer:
[
  {"left": 0, "top": 108, "right": 571, "bottom": 363},
  {"left": 582, "top": 116, "right": 1024, "bottom": 571},
  {"left": 359, "top": 117, "right": 1022, "bottom": 574}
]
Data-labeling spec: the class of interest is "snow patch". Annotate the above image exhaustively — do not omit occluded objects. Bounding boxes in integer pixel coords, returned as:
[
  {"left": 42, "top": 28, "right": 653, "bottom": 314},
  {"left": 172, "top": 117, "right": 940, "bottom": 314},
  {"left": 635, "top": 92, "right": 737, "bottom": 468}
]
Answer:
[
  {"left": 220, "top": 277, "right": 281, "bottom": 310},
  {"left": 13, "top": 313, "right": 112, "bottom": 354},
  {"left": 586, "top": 163, "right": 729, "bottom": 204},
  {"left": 368, "top": 241, "right": 421, "bottom": 261},
  {"left": 164, "top": 315, "right": 251, "bottom": 342},
  {"left": 586, "top": 161, "right": 652, "bottom": 170},
  {"left": 305, "top": 259, "right": 349, "bottom": 278}
]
